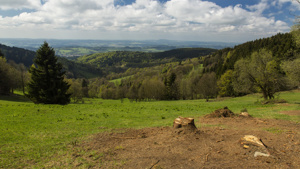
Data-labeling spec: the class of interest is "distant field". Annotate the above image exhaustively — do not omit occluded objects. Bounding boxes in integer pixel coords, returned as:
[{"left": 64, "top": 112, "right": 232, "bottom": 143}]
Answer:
[
  {"left": 56, "top": 47, "right": 99, "bottom": 57},
  {"left": 0, "top": 91, "right": 299, "bottom": 168},
  {"left": 109, "top": 75, "right": 134, "bottom": 85},
  {"left": 55, "top": 46, "right": 172, "bottom": 57}
]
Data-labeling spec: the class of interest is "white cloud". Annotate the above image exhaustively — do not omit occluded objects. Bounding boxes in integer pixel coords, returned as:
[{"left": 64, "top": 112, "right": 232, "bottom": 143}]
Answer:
[
  {"left": 277, "top": 0, "right": 293, "bottom": 5},
  {"left": 0, "top": 0, "right": 42, "bottom": 10},
  {"left": 246, "top": 0, "right": 269, "bottom": 14},
  {"left": 0, "top": 0, "right": 292, "bottom": 42},
  {"left": 273, "top": 0, "right": 300, "bottom": 10}
]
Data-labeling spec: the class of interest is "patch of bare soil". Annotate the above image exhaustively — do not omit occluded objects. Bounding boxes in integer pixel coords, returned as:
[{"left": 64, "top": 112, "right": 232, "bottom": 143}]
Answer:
[
  {"left": 72, "top": 116, "right": 300, "bottom": 169},
  {"left": 279, "top": 110, "right": 300, "bottom": 116}
]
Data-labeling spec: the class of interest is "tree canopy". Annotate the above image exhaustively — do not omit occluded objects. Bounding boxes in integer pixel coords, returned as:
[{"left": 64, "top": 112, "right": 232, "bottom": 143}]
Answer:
[
  {"left": 0, "top": 49, "right": 3, "bottom": 58},
  {"left": 0, "top": 57, "right": 11, "bottom": 95},
  {"left": 233, "top": 49, "right": 284, "bottom": 100}
]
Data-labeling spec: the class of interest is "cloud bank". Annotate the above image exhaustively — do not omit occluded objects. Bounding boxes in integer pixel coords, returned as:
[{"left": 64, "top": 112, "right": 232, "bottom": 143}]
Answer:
[{"left": 0, "top": 0, "right": 295, "bottom": 42}]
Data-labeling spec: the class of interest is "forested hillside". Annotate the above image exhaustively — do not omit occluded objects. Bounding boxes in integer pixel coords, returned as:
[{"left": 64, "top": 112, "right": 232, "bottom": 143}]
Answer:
[
  {"left": 202, "top": 33, "right": 299, "bottom": 76},
  {"left": 0, "top": 44, "right": 36, "bottom": 67},
  {"left": 58, "top": 57, "right": 104, "bottom": 79},
  {"left": 76, "top": 48, "right": 217, "bottom": 73}
]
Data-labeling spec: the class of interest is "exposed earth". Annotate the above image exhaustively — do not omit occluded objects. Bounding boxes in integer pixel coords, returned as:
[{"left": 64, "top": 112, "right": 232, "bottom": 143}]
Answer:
[{"left": 67, "top": 111, "right": 300, "bottom": 169}]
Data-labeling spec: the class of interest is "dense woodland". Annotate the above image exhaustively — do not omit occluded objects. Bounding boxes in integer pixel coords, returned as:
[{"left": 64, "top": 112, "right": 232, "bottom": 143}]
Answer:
[
  {"left": 0, "top": 30, "right": 299, "bottom": 103},
  {"left": 205, "top": 33, "right": 299, "bottom": 77}
]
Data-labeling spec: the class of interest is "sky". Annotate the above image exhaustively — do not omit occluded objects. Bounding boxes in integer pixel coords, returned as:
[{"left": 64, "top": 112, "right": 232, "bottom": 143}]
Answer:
[{"left": 0, "top": 0, "right": 299, "bottom": 42}]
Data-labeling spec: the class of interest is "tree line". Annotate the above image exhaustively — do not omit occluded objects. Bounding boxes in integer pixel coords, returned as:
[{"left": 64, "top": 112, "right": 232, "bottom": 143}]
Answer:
[{"left": 0, "top": 51, "right": 29, "bottom": 95}]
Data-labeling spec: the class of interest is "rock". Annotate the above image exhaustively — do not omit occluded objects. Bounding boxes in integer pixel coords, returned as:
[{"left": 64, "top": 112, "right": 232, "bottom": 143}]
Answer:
[
  {"left": 239, "top": 112, "right": 251, "bottom": 118},
  {"left": 254, "top": 151, "right": 270, "bottom": 157}
]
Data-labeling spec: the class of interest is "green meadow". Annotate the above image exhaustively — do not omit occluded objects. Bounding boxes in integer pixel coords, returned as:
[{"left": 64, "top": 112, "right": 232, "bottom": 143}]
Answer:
[{"left": 0, "top": 91, "right": 299, "bottom": 168}]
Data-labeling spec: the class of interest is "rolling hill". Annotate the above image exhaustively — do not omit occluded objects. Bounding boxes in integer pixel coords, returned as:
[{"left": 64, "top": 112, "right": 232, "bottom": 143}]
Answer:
[
  {"left": 0, "top": 43, "right": 103, "bottom": 79},
  {"left": 76, "top": 48, "right": 217, "bottom": 73}
]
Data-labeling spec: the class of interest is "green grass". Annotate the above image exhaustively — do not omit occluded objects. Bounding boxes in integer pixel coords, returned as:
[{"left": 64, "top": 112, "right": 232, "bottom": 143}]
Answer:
[
  {"left": 109, "top": 75, "right": 134, "bottom": 85},
  {"left": 56, "top": 47, "right": 98, "bottom": 56},
  {"left": 264, "top": 127, "right": 285, "bottom": 134},
  {"left": 0, "top": 90, "right": 299, "bottom": 168}
]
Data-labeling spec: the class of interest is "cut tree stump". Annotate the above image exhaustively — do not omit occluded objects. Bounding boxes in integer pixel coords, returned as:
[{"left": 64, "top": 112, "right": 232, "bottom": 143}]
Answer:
[
  {"left": 240, "top": 135, "right": 270, "bottom": 157},
  {"left": 173, "top": 116, "right": 197, "bottom": 131}
]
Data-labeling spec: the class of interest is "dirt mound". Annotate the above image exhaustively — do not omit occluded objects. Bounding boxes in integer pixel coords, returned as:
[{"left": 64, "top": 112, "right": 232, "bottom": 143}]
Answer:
[
  {"left": 205, "top": 106, "right": 235, "bottom": 118},
  {"left": 64, "top": 117, "right": 300, "bottom": 169}
]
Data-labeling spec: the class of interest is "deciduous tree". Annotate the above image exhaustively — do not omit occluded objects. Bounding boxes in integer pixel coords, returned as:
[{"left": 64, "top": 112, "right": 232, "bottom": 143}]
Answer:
[
  {"left": 164, "top": 73, "right": 180, "bottom": 100},
  {"left": 197, "top": 72, "right": 218, "bottom": 101},
  {"left": 217, "top": 70, "right": 235, "bottom": 97},
  {"left": 81, "top": 79, "right": 89, "bottom": 97},
  {"left": 0, "top": 57, "right": 11, "bottom": 95},
  {"left": 281, "top": 57, "right": 300, "bottom": 88},
  {"left": 233, "top": 49, "right": 283, "bottom": 100},
  {"left": 67, "top": 79, "right": 84, "bottom": 103}
]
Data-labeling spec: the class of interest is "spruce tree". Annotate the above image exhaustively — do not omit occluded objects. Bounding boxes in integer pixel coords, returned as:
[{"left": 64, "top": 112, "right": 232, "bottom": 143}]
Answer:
[
  {"left": 0, "top": 49, "right": 3, "bottom": 58},
  {"left": 27, "top": 42, "right": 71, "bottom": 104}
]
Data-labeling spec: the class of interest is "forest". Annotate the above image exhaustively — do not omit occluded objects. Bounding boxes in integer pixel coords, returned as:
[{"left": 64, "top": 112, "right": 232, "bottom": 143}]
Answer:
[{"left": 0, "top": 29, "right": 299, "bottom": 103}]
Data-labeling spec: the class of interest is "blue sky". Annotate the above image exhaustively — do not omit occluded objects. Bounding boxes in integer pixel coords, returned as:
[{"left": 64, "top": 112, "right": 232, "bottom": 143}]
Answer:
[{"left": 0, "top": 0, "right": 299, "bottom": 42}]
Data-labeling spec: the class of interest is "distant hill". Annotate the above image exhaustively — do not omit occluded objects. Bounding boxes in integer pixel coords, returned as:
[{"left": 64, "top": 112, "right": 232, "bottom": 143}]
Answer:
[
  {"left": 0, "top": 43, "right": 36, "bottom": 67},
  {"left": 76, "top": 48, "right": 217, "bottom": 73},
  {"left": 58, "top": 57, "right": 104, "bottom": 79},
  {"left": 0, "top": 43, "right": 103, "bottom": 79},
  {"left": 0, "top": 38, "right": 236, "bottom": 56},
  {"left": 153, "top": 48, "right": 217, "bottom": 60}
]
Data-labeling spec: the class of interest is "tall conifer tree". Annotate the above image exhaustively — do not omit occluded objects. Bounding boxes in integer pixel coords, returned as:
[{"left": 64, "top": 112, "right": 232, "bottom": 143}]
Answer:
[
  {"left": 27, "top": 42, "right": 70, "bottom": 104},
  {"left": 0, "top": 49, "right": 3, "bottom": 58}
]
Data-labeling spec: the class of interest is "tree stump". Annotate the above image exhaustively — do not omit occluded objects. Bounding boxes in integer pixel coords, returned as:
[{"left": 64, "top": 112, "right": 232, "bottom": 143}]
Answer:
[
  {"left": 173, "top": 116, "right": 197, "bottom": 131},
  {"left": 240, "top": 135, "right": 270, "bottom": 157}
]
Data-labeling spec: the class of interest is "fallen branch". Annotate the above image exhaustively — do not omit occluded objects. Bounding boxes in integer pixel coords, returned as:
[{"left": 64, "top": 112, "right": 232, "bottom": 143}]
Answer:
[
  {"left": 205, "top": 153, "right": 209, "bottom": 162},
  {"left": 150, "top": 160, "right": 160, "bottom": 169}
]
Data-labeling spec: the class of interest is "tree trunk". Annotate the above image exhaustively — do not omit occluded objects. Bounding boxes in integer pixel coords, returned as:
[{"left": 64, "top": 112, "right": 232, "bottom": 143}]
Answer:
[
  {"left": 21, "top": 74, "right": 25, "bottom": 95},
  {"left": 261, "top": 88, "right": 268, "bottom": 100},
  {"left": 173, "top": 117, "right": 197, "bottom": 131}
]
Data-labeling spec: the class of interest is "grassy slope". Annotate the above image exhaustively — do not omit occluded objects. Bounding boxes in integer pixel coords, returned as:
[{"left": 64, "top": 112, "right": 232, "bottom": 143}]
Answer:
[{"left": 0, "top": 91, "right": 299, "bottom": 168}]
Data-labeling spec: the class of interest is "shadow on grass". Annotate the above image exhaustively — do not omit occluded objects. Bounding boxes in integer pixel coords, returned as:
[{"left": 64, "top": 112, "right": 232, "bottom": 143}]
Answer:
[{"left": 0, "top": 94, "right": 32, "bottom": 103}]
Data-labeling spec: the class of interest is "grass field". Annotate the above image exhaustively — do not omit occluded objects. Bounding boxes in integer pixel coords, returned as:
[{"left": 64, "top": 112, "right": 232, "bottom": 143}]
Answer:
[{"left": 0, "top": 91, "right": 299, "bottom": 168}]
